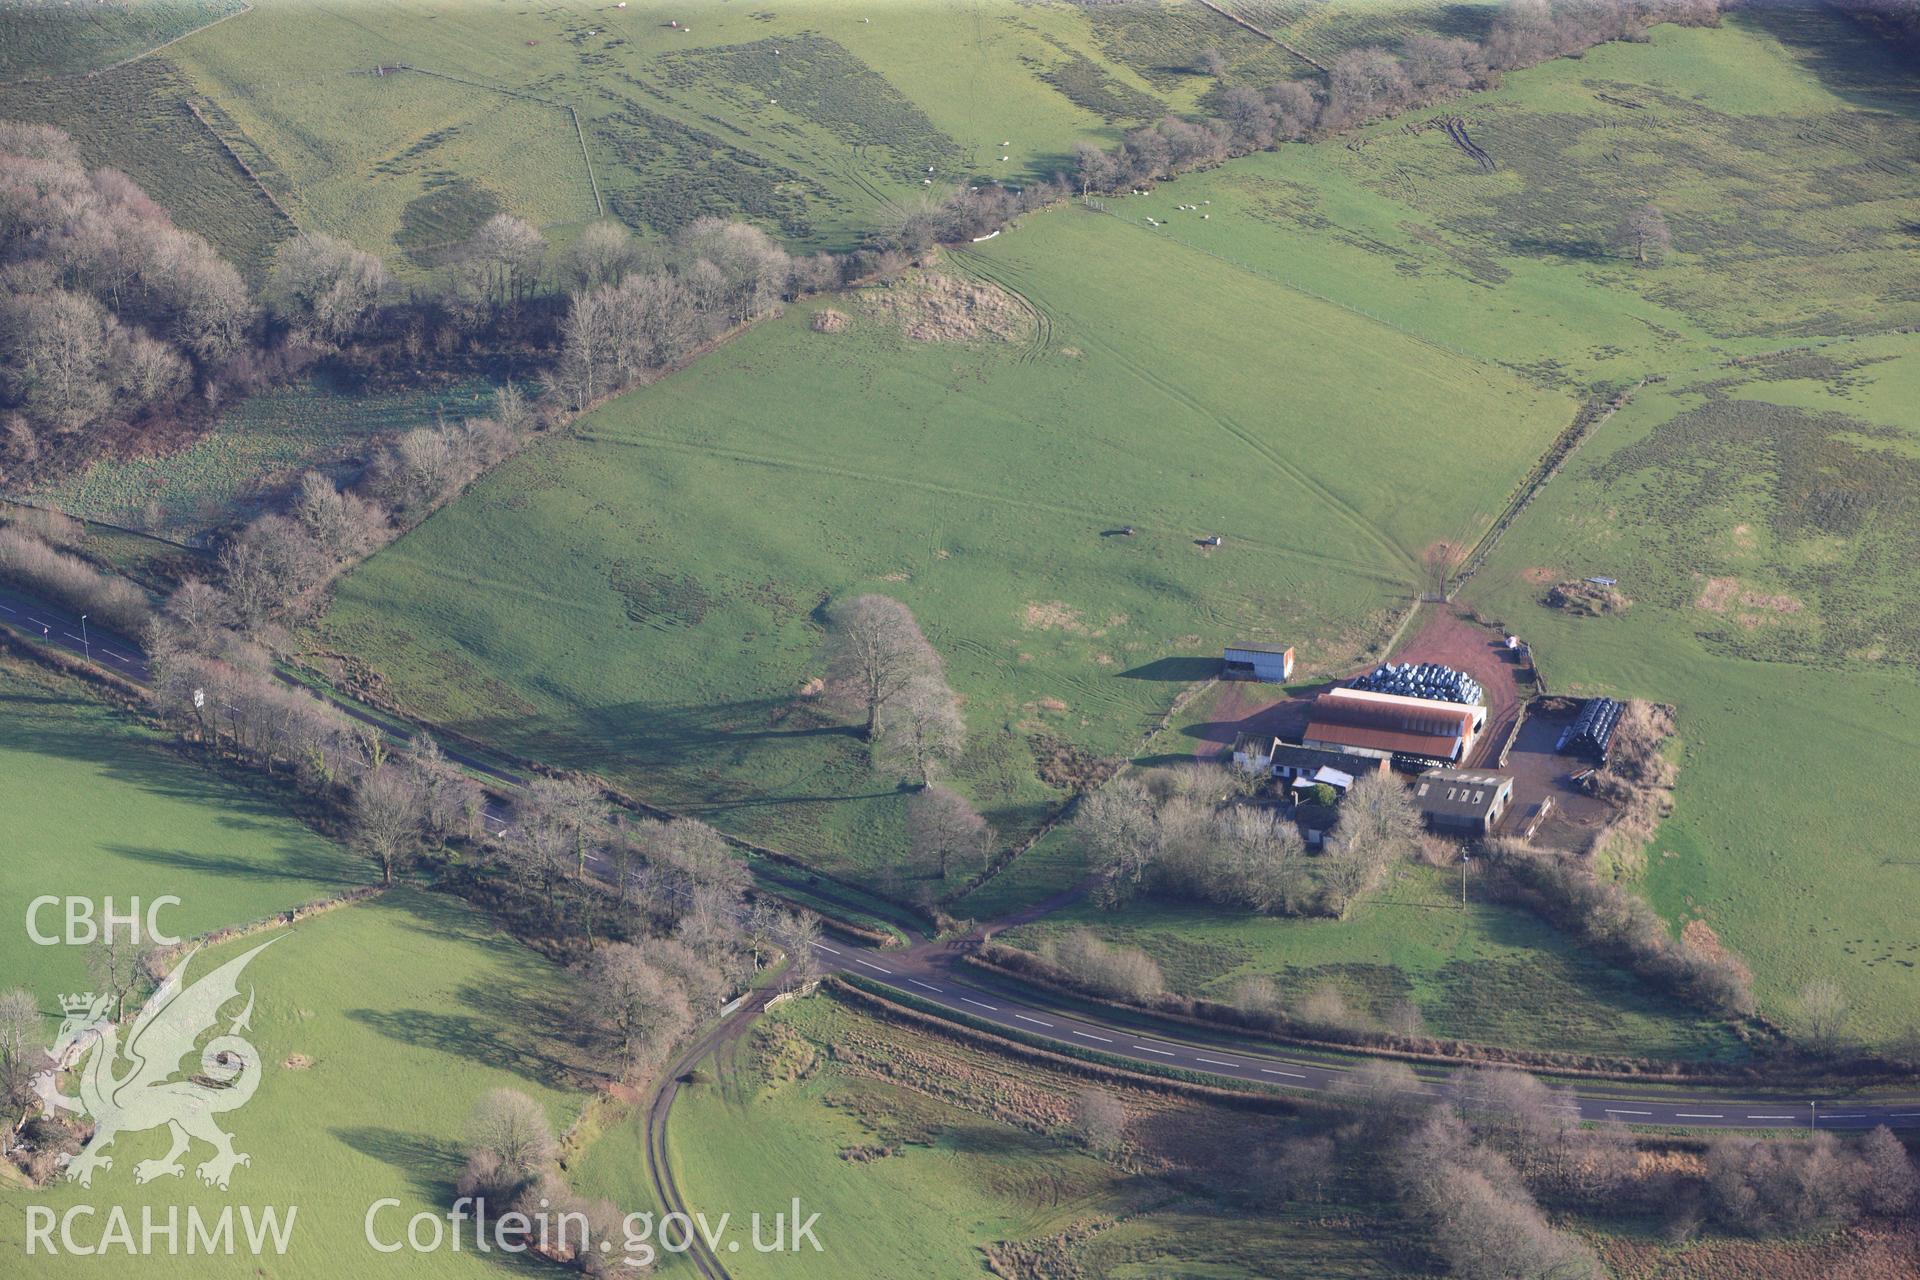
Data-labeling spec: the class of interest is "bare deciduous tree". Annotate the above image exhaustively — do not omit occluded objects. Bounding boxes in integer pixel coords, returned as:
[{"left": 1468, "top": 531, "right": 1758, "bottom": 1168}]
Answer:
[
  {"left": 0, "top": 988, "right": 46, "bottom": 1137},
  {"left": 823, "top": 594, "right": 941, "bottom": 742},
  {"left": 350, "top": 764, "right": 427, "bottom": 885},
  {"left": 465, "top": 1087, "right": 555, "bottom": 1187},
  {"left": 876, "top": 675, "right": 966, "bottom": 785},
  {"left": 577, "top": 943, "right": 693, "bottom": 1075},
  {"left": 1797, "top": 977, "right": 1850, "bottom": 1054},
  {"left": 1613, "top": 203, "right": 1673, "bottom": 265},
  {"left": 1072, "top": 1086, "right": 1127, "bottom": 1155},
  {"left": 84, "top": 937, "right": 146, "bottom": 1022},
  {"left": 907, "top": 783, "right": 993, "bottom": 883},
  {"left": 264, "top": 233, "right": 390, "bottom": 341},
  {"left": 1075, "top": 777, "right": 1160, "bottom": 907}
]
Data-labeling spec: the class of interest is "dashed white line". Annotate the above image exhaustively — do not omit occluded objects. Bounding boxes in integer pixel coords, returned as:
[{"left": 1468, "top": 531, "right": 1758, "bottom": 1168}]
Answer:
[
  {"left": 959, "top": 996, "right": 998, "bottom": 1011},
  {"left": 1260, "top": 1067, "right": 1306, "bottom": 1079},
  {"left": 1132, "top": 1044, "right": 1175, "bottom": 1057},
  {"left": 1604, "top": 1108, "right": 1653, "bottom": 1116},
  {"left": 1820, "top": 1113, "right": 1866, "bottom": 1120},
  {"left": 1673, "top": 1113, "right": 1723, "bottom": 1120},
  {"left": 1195, "top": 1057, "right": 1242, "bottom": 1068},
  {"left": 907, "top": 978, "right": 941, "bottom": 993},
  {"left": 104, "top": 649, "right": 128, "bottom": 661},
  {"left": 852, "top": 957, "right": 892, "bottom": 975},
  {"left": 64, "top": 632, "right": 83, "bottom": 642},
  {"left": 1014, "top": 1013, "right": 1053, "bottom": 1027},
  {"left": 0, "top": 603, "right": 13, "bottom": 612},
  {"left": 809, "top": 941, "right": 840, "bottom": 954},
  {"left": 1072, "top": 1030, "right": 1113, "bottom": 1043},
  {"left": 1890, "top": 1113, "right": 1920, "bottom": 1119},
  {"left": 1746, "top": 1114, "right": 1798, "bottom": 1121}
]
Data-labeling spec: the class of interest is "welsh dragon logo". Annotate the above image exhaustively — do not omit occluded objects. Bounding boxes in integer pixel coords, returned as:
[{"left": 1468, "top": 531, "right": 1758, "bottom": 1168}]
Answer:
[{"left": 33, "top": 937, "right": 279, "bottom": 1190}]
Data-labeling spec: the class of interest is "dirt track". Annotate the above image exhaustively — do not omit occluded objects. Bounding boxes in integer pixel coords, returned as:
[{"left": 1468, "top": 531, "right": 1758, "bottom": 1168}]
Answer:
[{"left": 1383, "top": 608, "right": 1526, "bottom": 768}]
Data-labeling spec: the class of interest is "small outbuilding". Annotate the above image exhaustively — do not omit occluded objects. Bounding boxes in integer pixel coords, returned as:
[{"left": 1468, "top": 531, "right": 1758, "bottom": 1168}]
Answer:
[
  {"left": 1222, "top": 644, "right": 1294, "bottom": 683},
  {"left": 1413, "top": 768, "right": 1514, "bottom": 835}
]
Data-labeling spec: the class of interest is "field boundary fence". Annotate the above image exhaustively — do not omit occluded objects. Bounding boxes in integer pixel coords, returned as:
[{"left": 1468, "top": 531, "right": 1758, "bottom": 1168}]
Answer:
[
  {"left": 1446, "top": 378, "right": 1646, "bottom": 598},
  {"left": 390, "top": 64, "right": 603, "bottom": 218}
]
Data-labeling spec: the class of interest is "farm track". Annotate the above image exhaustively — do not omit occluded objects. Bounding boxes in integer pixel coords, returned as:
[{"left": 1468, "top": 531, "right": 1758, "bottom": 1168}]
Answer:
[
  {"left": 946, "top": 245, "right": 1053, "bottom": 364},
  {"left": 643, "top": 990, "right": 780, "bottom": 1280},
  {"left": 1436, "top": 115, "right": 1497, "bottom": 172}
]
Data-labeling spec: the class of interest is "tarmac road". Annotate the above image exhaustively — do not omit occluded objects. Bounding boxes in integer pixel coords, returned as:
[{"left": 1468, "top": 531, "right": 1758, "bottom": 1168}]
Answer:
[{"left": 3, "top": 584, "right": 1916, "bottom": 1133}]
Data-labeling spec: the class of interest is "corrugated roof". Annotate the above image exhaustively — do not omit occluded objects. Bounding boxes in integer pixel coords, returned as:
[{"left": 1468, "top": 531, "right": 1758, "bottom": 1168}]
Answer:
[
  {"left": 1305, "top": 721, "right": 1464, "bottom": 758},
  {"left": 1310, "top": 690, "right": 1477, "bottom": 736}
]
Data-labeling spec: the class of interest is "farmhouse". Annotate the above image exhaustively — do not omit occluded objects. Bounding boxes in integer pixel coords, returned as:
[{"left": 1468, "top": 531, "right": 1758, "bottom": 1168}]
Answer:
[
  {"left": 1222, "top": 644, "right": 1294, "bottom": 682},
  {"left": 1268, "top": 741, "right": 1390, "bottom": 784},
  {"left": 1413, "top": 768, "right": 1514, "bottom": 835},
  {"left": 1302, "top": 687, "right": 1484, "bottom": 764}
]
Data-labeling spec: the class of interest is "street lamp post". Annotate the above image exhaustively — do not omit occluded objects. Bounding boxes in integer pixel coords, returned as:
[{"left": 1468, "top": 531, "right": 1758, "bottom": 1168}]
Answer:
[
  {"left": 79, "top": 613, "right": 90, "bottom": 661},
  {"left": 1461, "top": 853, "right": 1471, "bottom": 905}
]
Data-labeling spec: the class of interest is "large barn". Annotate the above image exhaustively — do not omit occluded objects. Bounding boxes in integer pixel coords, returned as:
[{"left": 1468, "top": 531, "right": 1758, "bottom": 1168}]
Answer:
[{"left": 1301, "top": 687, "right": 1485, "bottom": 764}]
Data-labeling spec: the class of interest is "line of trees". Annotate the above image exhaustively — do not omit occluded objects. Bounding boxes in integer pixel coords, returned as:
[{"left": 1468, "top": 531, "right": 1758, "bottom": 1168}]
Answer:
[
  {"left": 1481, "top": 837, "right": 1755, "bottom": 1017},
  {"left": 1074, "top": 764, "right": 1420, "bottom": 919},
  {"left": 548, "top": 216, "right": 838, "bottom": 411},
  {"left": 1069, "top": 0, "right": 1726, "bottom": 198}
]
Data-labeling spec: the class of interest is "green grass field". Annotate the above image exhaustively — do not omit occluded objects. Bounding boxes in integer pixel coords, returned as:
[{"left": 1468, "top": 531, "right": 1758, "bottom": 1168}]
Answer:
[
  {"left": 0, "top": 0, "right": 244, "bottom": 82},
  {"left": 0, "top": 887, "right": 591, "bottom": 1278},
  {"left": 5, "top": 0, "right": 1531, "bottom": 267},
  {"left": 576, "top": 992, "right": 1403, "bottom": 1278},
  {"left": 1456, "top": 345, "right": 1920, "bottom": 1046},
  {"left": 997, "top": 869, "right": 1746, "bottom": 1061},
  {"left": 318, "top": 204, "right": 1566, "bottom": 876},
  {"left": 0, "top": 662, "right": 370, "bottom": 998},
  {"left": 0, "top": 663, "right": 600, "bottom": 1274},
  {"left": 26, "top": 373, "right": 498, "bottom": 544},
  {"left": 314, "top": 10, "right": 1920, "bottom": 1050},
  {"left": 148, "top": 0, "right": 1176, "bottom": 260}
]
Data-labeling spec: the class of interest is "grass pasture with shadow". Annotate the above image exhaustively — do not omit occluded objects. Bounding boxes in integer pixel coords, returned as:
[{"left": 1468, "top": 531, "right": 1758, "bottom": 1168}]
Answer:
[
  {"left": 319, "top": 202, "right": 1566, "bottom": 884},
  {"left": 0, "top": 886, "right": 593, "bottom": 1279}
]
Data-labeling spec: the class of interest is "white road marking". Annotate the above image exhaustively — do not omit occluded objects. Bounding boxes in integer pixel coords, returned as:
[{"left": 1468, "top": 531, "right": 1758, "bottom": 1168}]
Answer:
[
  {"left": 1819, "top": 1113, "right": 1866, "bottom": 1120},
  {"left": 1674, "top": 1114, "right": 1723, "bottom": 1120},
  {"left": 1132, "top": 1044, "right": 1175, "bottom": 1057},
  {"left": 1195, "top": 1057, "right": 1242, "bottom": 1068},
  {"left": 1890, "top": 1113, "right": 1920, "bottom": 1119},
  {"left": 26, "top": 617, "right": 47, "bottom": 627},
  {"left": 1014, "top": 1013, "right": 1052, "bottom": 1027},
  {"left": 0, "top": 603, "right": 13, "bottom": 612},
  {"left": 64, "top": 632, "right": 83, "bottom": 642},
  {"left": 1604, "top": 1109, "right": 1653, "bottom": 1116},
  {"left": 105, "top": 649, "right": 128, "bottom": 661},
  {"left": 1746, "top": 1114, "right": 1798, "bottom": 1121},
  {"left": 852, "top": 957, "right": 892, "bottom": 974},
  {"left": 1072, "top": 1030, "right": 1113, "bottom": 1043},
  {"left": 809, "top": 941, "right": 840, "bottom": 954},
  {"left": 1261, "top": 1067, "right": 1306, "bottom": 1079},
  {"left": 908, "top": 978, "right": 941, "bottom": 993},
  {"left": 959, "top": 996, "right": 998, "bottom": 1011}
]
